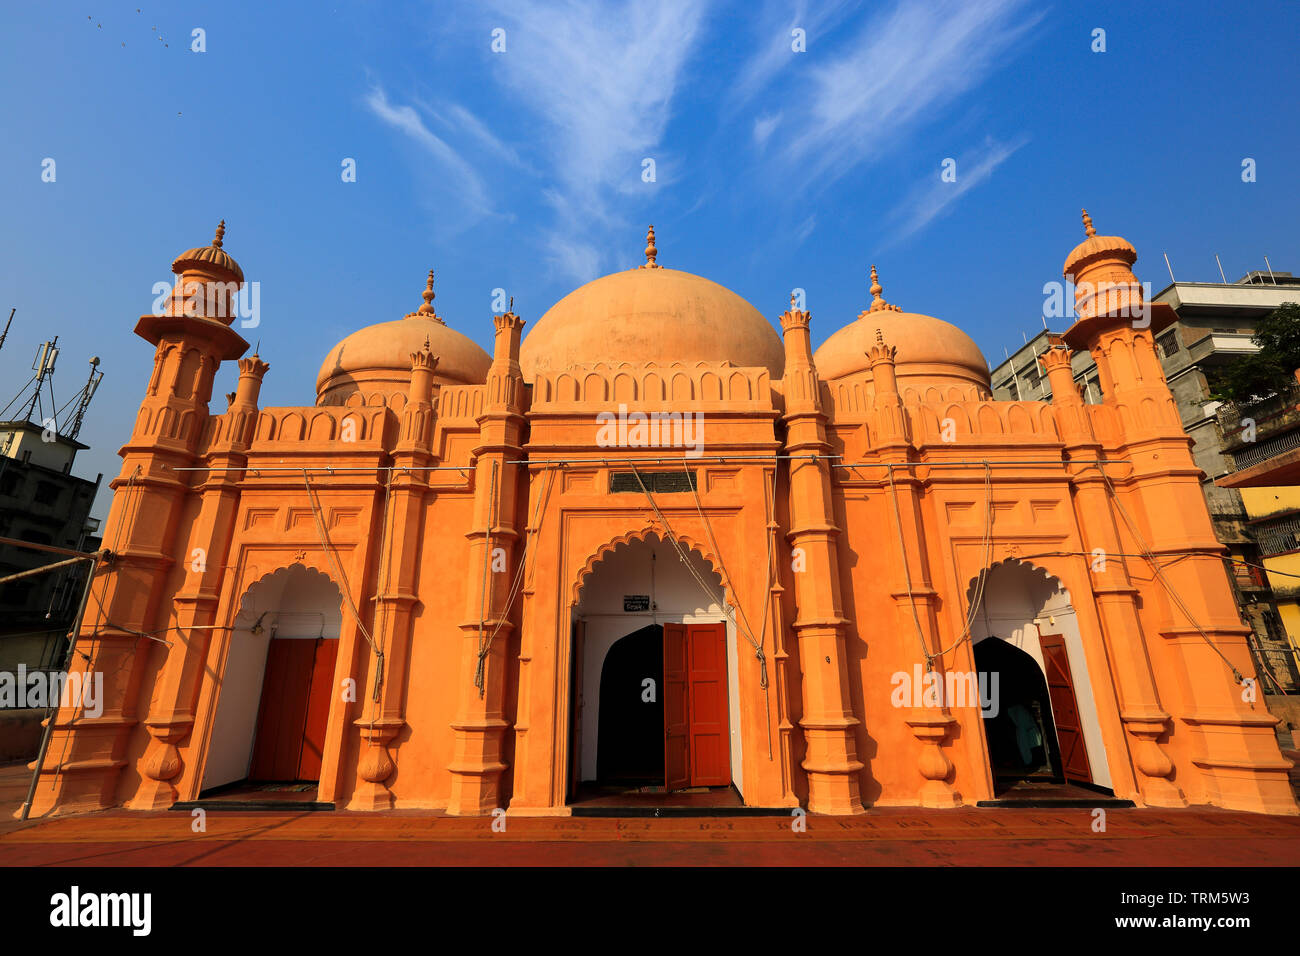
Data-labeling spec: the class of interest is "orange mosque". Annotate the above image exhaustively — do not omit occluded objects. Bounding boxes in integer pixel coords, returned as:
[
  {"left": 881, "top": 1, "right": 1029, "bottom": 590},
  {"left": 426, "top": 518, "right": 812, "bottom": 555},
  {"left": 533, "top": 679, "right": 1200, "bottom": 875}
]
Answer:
[{"left": 21, "top": 216, "right": 1298, "bottom": 819}]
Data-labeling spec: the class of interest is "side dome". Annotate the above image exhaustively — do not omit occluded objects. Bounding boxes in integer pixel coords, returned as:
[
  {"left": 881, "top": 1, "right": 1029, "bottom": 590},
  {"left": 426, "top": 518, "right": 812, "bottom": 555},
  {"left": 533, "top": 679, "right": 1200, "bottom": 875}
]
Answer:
[
  {"left": 316, "top": 271, "right": 491, "bottom": 405},
  {"left": 813, "top": 266, "right": 990, "bottom": 398},
  {"left": 519, "top": 230, "right": 783, "bottom": 379}
]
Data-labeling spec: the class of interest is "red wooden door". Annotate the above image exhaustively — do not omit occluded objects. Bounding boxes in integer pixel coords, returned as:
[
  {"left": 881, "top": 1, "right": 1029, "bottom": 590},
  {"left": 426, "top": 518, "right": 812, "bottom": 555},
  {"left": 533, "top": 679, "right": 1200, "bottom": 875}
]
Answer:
[
  {"left": 663, "top": 623, "right": 690, "bottom": 790},
  {"left": 297, "top": 638, "right": 338, "bottom": 780},
  {"left": 1039, "top": 635, "right": 1092, "bottom": 784},
  {"left": 250, "top": 637, "right": 336, "bottom": 782},
  {"left": 686, "top": 623, "right": 731, "bottom": 786}
]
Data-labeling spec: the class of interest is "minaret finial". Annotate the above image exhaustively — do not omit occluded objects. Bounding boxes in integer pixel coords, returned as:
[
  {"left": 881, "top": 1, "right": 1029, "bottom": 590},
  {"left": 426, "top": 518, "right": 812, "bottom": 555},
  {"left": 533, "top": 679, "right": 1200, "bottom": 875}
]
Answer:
[
  {"left": 641, "top": 225, "right": 661, "bottom": 269},
  {"left": 1082, "top": 208, "right": 1096, "bottom": 238},
  {"left": 213, "top": 219, "right": 226, "bottom": 249}
]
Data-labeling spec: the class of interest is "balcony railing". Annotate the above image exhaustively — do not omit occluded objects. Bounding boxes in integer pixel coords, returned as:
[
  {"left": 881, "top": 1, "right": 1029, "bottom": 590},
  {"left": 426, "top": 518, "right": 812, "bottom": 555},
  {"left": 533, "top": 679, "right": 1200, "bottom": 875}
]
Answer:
[
  {"left": 1217, "top": 382, "right": 1300, "bottom": 452},
  {"left": 1253, "top": 511, "right": 1300, "bottom": 557}
]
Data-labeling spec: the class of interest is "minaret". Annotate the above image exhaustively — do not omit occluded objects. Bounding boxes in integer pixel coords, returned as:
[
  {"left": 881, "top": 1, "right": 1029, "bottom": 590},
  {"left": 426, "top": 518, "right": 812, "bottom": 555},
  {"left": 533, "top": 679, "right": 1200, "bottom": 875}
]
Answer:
[
  {"left": 25, "top": 223, "right": 250, "bottom": 817},
  {"left": 447, "top": 299, "right": 527, "bottom": 815},
  {"left": 1061, "top": 211, "right": 1297, "bottom": 814},
  {"left": 779, "top": 292, "right": 865, "bottom": 814},
  {"left": 351, "top": 274, "right": 442, "bottom": 810},
  {"left": 861, "top": 270, "right": 961, "bottom": 807}
]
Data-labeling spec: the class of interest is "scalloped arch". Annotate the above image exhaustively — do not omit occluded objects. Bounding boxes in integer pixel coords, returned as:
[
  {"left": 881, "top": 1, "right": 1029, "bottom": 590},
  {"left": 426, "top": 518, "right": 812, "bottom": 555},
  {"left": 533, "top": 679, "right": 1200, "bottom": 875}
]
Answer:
[
  {"left": 572, "top": 526, "right": 724, "bottom": 606},
  {"left": 965, "top": 557, "right": 1070, "bottom": 609},
  {"left": 234, "top": 561, "right": 343, "bottom": 625}
]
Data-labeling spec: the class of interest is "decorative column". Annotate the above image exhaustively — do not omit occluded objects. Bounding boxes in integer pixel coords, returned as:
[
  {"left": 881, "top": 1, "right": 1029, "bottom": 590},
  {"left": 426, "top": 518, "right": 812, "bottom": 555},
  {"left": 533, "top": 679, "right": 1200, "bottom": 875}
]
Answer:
[
  {"left": 130, "top": 351, "right": 267, "bottom": 809},
  {"left": 351, "top": 307, "right": 439, "bottom": 809},
  {"left": 1062, "top": 211, "right": 1296, "bottom": 814},
  {"left": 779, "top": 295, "right": 865, "bottom": 814},
  {"left": 1042, "top": 342, "right": 1184, "bottom": 806},
  {"left": 862, "top": 279, "right": 961, "bottom": 807},
  {"left": 447, "top": 304, "right": 526, "bottom": 815}
]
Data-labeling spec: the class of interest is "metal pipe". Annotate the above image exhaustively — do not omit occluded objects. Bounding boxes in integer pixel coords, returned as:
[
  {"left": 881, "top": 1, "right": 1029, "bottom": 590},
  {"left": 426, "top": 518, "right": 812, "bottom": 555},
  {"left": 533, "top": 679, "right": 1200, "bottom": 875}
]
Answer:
[
  {"left": 170, "top": 454, "right": 840, "bottom": 474},
  {"left": 0, "top": 554, "right": 95, "bottom": 586},
  {"left": 834, "top": 458, "right": 1131, "bottom": 469},
  {"left": 0, "top": 536, "right": 102, "bottom": 559}
]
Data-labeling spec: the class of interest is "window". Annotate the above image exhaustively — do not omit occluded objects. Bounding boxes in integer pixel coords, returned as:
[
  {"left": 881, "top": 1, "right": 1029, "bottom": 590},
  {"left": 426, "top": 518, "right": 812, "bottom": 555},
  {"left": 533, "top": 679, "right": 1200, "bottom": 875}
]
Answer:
[
  {"left": 609, "top": 470, "right": 698, "bottom": 493},
  {"left": 0, "top": 471, "right": 19, "bottom": 497},
  {"left": 1156, "top": 330, "right": 1180, "bottom": 358},
  {"left": 34, "top": 481, "right": 60, "bottom": 506}
]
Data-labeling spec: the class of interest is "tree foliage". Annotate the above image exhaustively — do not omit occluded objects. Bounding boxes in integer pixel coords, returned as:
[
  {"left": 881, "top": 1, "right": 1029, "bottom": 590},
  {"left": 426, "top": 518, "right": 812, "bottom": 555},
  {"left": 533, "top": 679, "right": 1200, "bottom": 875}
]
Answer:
[{"left": 1209, "top": 302, "right": 1300, "bottom": 404}]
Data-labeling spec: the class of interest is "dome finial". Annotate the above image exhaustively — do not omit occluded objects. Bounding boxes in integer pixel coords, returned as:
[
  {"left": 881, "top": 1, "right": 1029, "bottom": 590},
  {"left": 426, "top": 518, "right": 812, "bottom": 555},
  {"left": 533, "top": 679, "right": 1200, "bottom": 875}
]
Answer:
[
  {"left": 1082, "top": 208, "right": 1096, "bottom": 238},
  {"left": 866, "top": 264, "right": 900, "bottom": 313},
  {"left": 416, "top": 270, "right": 441, "bottom": 319},
  {"left": 213, "top": 219, "right": 226, "bottom": 249},
  {"left": 641, "top": 225, "right": 661, "bottom": 269}
]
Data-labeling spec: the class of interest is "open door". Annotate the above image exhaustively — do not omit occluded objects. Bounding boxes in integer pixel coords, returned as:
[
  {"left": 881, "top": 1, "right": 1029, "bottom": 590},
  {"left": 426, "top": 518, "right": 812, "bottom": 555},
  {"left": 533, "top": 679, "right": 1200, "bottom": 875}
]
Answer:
[
  {"left": 1039, "top": 635, "right": 1092, "bottom": 784},
  {"left": 686, "top": 622, "right": 730, "bottom": 786},
  {"left": 250, "top": 636, "right": 337, "bottom": 782},
  {"left": 663, "top": 622, "right": 690, "bottom": 790},
  {"left": 663, "top": 622, "right": 732, "bottom": 790}
]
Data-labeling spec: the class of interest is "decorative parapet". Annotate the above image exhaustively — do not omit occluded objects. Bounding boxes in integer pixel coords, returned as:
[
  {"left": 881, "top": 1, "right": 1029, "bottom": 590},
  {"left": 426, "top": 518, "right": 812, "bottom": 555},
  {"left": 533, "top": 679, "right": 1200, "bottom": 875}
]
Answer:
[
  {"left": 529, "top": 361, "right": 773, "bottom": 411},
  {"left": 910, "top": 400, "right": 1059, "bottom": 444},
  {"left": 248, "top": 406, "right": 388, "bottom": 446}
]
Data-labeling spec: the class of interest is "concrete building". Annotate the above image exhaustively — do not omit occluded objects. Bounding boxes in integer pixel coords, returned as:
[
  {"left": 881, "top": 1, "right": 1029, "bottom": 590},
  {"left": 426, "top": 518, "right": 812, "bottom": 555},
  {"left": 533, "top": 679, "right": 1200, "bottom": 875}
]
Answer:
[
  {"left": 0, "top": 420, "right": 102, "bottom": 671},
  {"left": 991, "top": 270, "right": 1300, "bottom": 692}
]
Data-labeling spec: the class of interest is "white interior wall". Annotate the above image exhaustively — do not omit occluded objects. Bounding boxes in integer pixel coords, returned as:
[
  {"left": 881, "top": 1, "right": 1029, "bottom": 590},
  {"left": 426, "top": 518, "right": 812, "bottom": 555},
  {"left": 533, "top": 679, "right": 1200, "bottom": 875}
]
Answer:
[
  {"left": 201, "top": 565, "right": 343, "bottom": 790},
  {"left": 575, "top": 536, "right": 744, "bottom": 794},
  {"left": 969, "top": 562, "right": 1112, "bottom": 789}
]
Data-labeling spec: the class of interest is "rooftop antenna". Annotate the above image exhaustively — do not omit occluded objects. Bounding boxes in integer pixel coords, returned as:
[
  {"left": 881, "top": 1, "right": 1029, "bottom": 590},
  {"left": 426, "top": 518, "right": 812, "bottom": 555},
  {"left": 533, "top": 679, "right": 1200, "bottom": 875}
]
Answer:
[
  {"left": 1215, "top": 255, "right": 1228, "bottom": 284},
  {"left": 26, "top": 337, "right": 59, "bottom": 425},
  {"left": 65, "top": 357, "right": 103, "bottom": 441},
  {"left": 1041, "top": 314, "right": 1048, "bottom": 330},
  {"left": 0, "top": 308, "right": 13, "bottom": 353},
  {"left": 1163, "top": 253, "right": 1176, "bottom": 284},
  {"left": 1264, "top": 256, "right": 1277, "bottom": 285}
]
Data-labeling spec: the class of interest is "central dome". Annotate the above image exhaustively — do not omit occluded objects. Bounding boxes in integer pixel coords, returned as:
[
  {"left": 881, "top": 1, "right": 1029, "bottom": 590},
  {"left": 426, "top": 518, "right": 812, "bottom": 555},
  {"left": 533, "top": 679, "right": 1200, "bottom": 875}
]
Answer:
[{"left": 520, "top": 260, "right": 784, "bottom": 380}]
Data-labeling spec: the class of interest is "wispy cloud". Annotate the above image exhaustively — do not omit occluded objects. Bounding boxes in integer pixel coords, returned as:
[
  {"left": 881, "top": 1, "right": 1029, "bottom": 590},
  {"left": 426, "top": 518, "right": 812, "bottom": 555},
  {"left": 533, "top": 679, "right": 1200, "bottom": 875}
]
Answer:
[
  {"left": 759, "top": 0, "right": 1041, "bottom": 189},
  {"left": 364, "top": 86, "right": 493, "bottom": 216},
  {"left": 418, "top": 99, "right": 529, "bottom": 171},
  {"left": 727, "top": 0, "right": 860, "bottom": 110},
  {"left": 753, "top": 113, "right": 781, "bottom": 149},
  {"left": 885, "top": 134, "right": 1030, "bottom": 243},
  {"left": 481, "top": 0, "right": 710, "bottom": 280}
]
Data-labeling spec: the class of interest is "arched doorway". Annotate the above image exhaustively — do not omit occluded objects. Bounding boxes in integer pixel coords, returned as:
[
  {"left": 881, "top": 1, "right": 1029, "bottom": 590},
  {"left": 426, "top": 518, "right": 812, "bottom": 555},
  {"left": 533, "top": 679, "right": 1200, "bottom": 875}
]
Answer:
[
  {"left": 973, "top": 637, "right": 1062, "bottom": 786},
  {"left": 968, "top": 559, "right": 1112, "bottom": 797},
  {"left": 596, "top": 624, "right": 663, "bottom": 784},
  {"left": 569, "top": 533, "right": 740, "bottom": 804},
  {"left": 201, "top": 564, "right": 344, "bottom": 793}
]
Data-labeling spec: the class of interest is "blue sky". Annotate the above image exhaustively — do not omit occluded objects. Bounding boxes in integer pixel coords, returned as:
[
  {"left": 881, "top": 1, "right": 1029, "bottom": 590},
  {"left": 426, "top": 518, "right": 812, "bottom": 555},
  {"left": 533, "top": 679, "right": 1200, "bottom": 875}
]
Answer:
[{"left": 2, "top": 0, "right": 1298, "bottom": 517}]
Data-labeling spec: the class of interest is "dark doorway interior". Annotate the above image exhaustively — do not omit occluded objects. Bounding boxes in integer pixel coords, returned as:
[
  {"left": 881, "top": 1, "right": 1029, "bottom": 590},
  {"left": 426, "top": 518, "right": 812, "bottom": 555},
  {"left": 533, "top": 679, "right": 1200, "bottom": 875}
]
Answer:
[
  {"left": 597, "top": 624, "right": 664, "bottom": 785},
  {"left": 973, "top": 636, "right": 1064, "bottom": 795}
]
